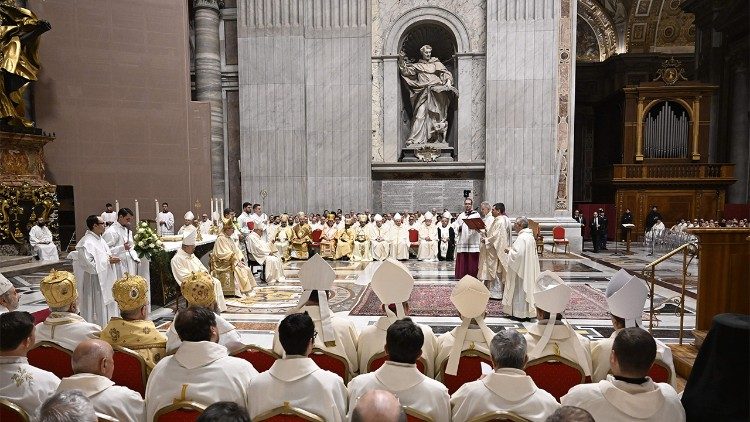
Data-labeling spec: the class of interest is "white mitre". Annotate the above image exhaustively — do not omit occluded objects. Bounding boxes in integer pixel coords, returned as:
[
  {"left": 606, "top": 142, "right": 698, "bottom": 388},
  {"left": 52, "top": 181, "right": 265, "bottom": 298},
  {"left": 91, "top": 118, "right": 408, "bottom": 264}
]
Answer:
[
  {"left": 446, "top": 275, "right": 496, "bottom": 375},
  {"left": 184, "top": 211, "right": 194, "bottom": 220},
  {"left": 370, "top": 259, "right": 414, "bottom": 323},
  {"left": 424, "top": 211, "right": 434, "bottom": 220},
  {"left": 0, "top": 273, "right": 12, "bottom": 295},
  {"left": 182, "top": 229, "right": 197, "bottom": 246},
  {"left": 254, "top": 221, "right": 266, "bottom": 232},
  {"left": 294, "top": 255, "right": 336, "bottom": 344},
  {"left": 442, "top": 211, "right": 452, "bottom": 219},
  {"left": 374, "top": 214, "right": 383, "bottom": 222},
  {"left": 606, "top": 269, "right": 648, "bottom": 328},
  {"left": 393, "top": 213, "right": 402, "bottom": 221}
]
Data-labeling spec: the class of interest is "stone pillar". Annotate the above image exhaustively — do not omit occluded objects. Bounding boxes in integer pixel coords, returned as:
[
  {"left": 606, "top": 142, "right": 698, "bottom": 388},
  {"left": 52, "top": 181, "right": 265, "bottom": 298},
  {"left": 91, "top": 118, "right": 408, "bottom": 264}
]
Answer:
[
  {"left": 456, "top": 54, "right": 473, "bottom": 162},
  {"left": 727, "top": 63, "right": 749, "bottom": 203},
  {"left": 193, "top": 0, "right": 225, "bottom": 199}
]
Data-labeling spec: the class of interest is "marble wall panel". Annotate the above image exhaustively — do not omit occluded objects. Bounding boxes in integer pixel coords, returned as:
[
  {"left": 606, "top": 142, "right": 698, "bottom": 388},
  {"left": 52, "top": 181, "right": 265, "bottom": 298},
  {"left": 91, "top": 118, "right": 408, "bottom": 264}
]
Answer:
[{"left": 373, "top": 179, "right": 484, "bottom": 213}]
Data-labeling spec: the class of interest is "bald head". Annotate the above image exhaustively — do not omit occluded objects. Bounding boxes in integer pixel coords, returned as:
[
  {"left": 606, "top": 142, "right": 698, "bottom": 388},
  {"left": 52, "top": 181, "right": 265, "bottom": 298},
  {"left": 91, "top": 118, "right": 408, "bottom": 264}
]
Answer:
[
  {"left": 352, "top": 390, "right": 406, "bottom": 422},
  {"left": 72, "top": 339, "right": 114, "bottom": 378}
]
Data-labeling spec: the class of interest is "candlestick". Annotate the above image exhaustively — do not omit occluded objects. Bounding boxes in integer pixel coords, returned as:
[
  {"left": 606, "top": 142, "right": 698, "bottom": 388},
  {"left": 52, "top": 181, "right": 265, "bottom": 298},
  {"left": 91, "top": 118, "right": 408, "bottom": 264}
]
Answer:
[
  {"left": 134, "top": 199, "right": 140, "bottom": 223},
  {"left": 115, "top": 200, "right": 119, "bottom": 213},
  {"left": 155, "top": 199, "right": 159, "bottom": 219}
]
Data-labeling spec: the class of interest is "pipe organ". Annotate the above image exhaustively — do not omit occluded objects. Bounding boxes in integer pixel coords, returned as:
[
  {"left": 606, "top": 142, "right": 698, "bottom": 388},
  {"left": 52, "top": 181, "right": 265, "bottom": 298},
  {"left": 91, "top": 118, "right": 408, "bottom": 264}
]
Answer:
[{"left": 643, "top": 101, "right": 690, "bottom": 159}]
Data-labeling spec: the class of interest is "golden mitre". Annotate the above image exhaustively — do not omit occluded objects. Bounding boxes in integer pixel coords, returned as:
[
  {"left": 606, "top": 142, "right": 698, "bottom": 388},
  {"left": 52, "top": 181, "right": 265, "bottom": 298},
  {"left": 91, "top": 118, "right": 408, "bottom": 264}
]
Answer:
[
  {"left": 182, "top": 271, "right": 215, "bottom": 308},
  {"left": 40, "top": 270, "right": 78, "bottom": 308},
  {"left": 221, "top": 217, "right": 234, "bottom": 230},
  {"left": 112, "top": 273, "right": 148, "bottom": 311}
]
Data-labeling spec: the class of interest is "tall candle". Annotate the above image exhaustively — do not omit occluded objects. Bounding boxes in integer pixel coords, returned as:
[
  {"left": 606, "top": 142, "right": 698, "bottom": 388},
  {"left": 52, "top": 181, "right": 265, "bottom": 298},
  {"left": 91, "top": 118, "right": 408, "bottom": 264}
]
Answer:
[
  {"left": 210, "top": 198, "right": 214, "bottom": 221},
  {"left": 155, "top": 199, "right": 159, "bottom": 219},
  {"left": 115, "top": 200, "right": 119, "bottom": 213},
  {"left": 219, "top": 198, "right": 224, "bottom": 217},
  {"left": 134, "top": 199, "right": 140, "bottom": 223}
]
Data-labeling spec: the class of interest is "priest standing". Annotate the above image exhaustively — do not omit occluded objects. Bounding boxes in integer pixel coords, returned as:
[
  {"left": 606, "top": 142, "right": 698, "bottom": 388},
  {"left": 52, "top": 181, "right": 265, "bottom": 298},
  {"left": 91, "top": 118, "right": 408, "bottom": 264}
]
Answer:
[
  {"left": 29, "top": 218, "right": 58, "bottom": 261},
  {"left": 478, "top": 203, "right": 512, "bottom": 300},
  {"left": 103, "top": 208, "right": 140, "bottom": 279},
  {"left": 156, "top": 202, "right": 174, "bottom": 236},
  {"left": 452, "top": 198, "right": 482, "bottom": 278},
  {"left": 501, "top": 217, "right": 538, "bottom": 319}
]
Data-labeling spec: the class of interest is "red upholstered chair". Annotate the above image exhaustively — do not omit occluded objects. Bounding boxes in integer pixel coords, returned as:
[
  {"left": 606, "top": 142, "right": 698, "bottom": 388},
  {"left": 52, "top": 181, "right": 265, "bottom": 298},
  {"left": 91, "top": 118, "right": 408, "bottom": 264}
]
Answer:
[
  {"left": 367, "top": 351, "right": 427, "bottom": 374},
  {"left": 437, "top": 350, "right": 493, "bottom": 395},
  {"left": 232, "top": 345, "right": 280, "bottom": 373},
  {"left": 153, "top": 401, "right": 206, "bottom": 422},
  {"left": 552, "top": 226, "right": 569, "bottom": 253},
  {"left": 404, "top": 407, "right": 432, "bottom": 422},
  {"left": 254, "top": 402, "right": 325, "bottom": 421},
  {"left": 27, "top": 341, "right": 73, "bottom": 378},
  {"left": 0, "top": 398, "right": 30, "bottom": 422},
  {"left": 408, "top": 229, "right": 419, "bottom": 246},
  {"left": 525, "top": 356, "right": 586, "bottom": 401},
  {"left": 310, "top": 348, "right": 351, "bottom": 383},
  {"left": 648, "top": 359, "right": 672, "bottom": 384},
  {"left": 311, "top": 229, "right": 323, "bottom": 247},
  {"left": 111, "top": 345, "right": 148, "bottom": 397},
  {"left": 467, "top": 410, "right": 531, "bottom": 422}
]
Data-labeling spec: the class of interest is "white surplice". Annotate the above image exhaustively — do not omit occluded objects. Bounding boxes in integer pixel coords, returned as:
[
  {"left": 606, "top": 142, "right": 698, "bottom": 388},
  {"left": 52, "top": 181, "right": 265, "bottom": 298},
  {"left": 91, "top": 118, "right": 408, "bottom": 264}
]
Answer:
[
  {"left": 388, "top": 223, "right": 410, "bottom": 260},
  {"left": 103, "top": 221, "right": 140, "bottom": 278},
  {"left": 74, "top": 230, "right": 119, "bottom": 327},
  {"left": 479, "top": 215, "right": 512, "bottom": 299},
  {"left": 561, "top": 376, "right": 686, "bottom": 422},
  {"left": 170, "top": 248, "right": 227, "bottom": 312},
  {"left": 29, "top": 225, "right": 58, "bottom": 261},
  {"left": 34, "top": 312, "right": 101, "bottom": 351},
  {"left": 101, "top": 211, "right": 117, "bottom": 226},
  {"left": 450, "top": 368, "right": 560, "bottom": 422},
  {"left": 435, "top": 326, "right": 493, "bottom": 378},
  {"left": 248, "top": 356, "right": 348, "bottom": 422},
  {"left": 0, "top": 356, "right": 60, "bottom": 418},
  {"left": 165, "top": 312, "right": 244, "bottom": 354},
  {"left": 236, "top": 212, "right": 253, "bottom": 237},
  {"left": 357, "top": 316, "right": 438, "bottom": 377},
  {"left": 246, "top": 231, "right": 286, "bottom": 284},
  {"left": 145, "top": 341, "right": 258, "bottom": 422},
  {"left": 156, "top": 211, "right": 174, "bottom": 236},
  {"left": 452, "top": 211, "right": 482, "bottom": 254},
  {"left": 199, "top": 220, "right": 213, "bottom": 235},
  {"left": 591, "top": 330, "right": 676, "bottom": 386},
  {"left": 368, "top": 224, "right": 391, "bottom": 261},
  {"left": 502, "top": 228, "right": 538, "bottom": 318},
  {"left": 57, "top": 373, "right": 145, "bottom": 422},
  {"left": 524, "top": 321, "right": 593, "bottom": 376},
  {"left": 272, "top": 305, "right": 359, "bottom": 376},
  {"left": 347, "top": 361, "right": 450, "bottom": 422},
  {"left": 417, "top": 224, "right": 439, "bottom": 261}
]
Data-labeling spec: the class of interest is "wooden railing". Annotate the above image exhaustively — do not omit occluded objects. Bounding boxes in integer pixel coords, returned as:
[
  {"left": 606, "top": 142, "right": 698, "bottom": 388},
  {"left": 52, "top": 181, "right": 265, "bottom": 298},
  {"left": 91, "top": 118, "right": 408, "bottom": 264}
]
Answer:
[{"left": 612, "top": 163, "right": 734, "bottom": 180}]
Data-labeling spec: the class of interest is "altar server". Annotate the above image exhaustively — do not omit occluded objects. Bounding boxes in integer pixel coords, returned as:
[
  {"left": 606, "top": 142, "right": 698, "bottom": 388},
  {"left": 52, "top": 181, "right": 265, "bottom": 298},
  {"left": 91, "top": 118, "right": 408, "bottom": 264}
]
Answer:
[
  {"left": 501, "top": 217, "right": 538, "bottom": 319},
  {"left": 156, "top": 202, "right": 174, "bottom": 236},
  {"left": 29, "top": 218, "right": 58, "bottom": 261},
  {"left": 73, "top": 215, "right": 119, "bottom": 327},
  {"left": 453, "top": 198, "right": 482, "bottom": 278},
  {"left": 101, "top": 203, "right": 117, "bottom": 226},
  {"left": 246, "top": 222, "right": 286, "bottom": 284},
  {"left": 351, "top": 214, "right": 372, "bottom": 262},
  {"left": 417, "top": 214, "right": 439, "bottom": 261},
  {"left": 103, "top": 208, "right": 141, "bottom": 279},
  {"left": 248, "top": 204, "right": 269, "bottom": 241},
  {"left": 170, "top": 229, "right": 227, "bottom": 312},
  {"left": 389, "top": 213, "right": 410, "bottom": 260}
]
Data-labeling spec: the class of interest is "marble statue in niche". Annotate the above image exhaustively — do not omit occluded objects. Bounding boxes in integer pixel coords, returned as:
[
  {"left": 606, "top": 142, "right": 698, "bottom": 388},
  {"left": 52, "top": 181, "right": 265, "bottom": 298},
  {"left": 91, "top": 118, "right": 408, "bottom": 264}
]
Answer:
[{"left": 398, "top": 45, "right": 458, "bottom": 146}]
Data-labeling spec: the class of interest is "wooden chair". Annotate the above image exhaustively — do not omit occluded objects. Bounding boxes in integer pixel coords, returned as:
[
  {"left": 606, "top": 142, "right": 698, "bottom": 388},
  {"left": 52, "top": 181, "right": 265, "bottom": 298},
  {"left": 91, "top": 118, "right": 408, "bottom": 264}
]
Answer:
[
  {"left": 467, "top": 410, "right": 531, "bottom": 422},
  {"left": 552, "top": 226, "right": 569, "bottom": 253},
  {"left": 367, "top": 351, "right": 427, "bottom": 375},
  {"left": 528, "top": 220, "right": 544, "bottom": 256},
  {"left": 27, "top": 341, "right": 74, "bottom": 378},
  {"left": 404, "top": 407, "right": 433, "bottom": 422},
  {"left": 648, "top": 359, "right": 673, "bottom": 384},
  {"left": 153, "top": 401, "right": 206, "bottom": 422},
  {"left": 111, "top": 345, "right": 148, "bottom": 397},
  {"left": 247, "top": 257, "right": 266, "bottom": 283},
  {"left": 525, "top": 355, "right": 586, "bottom": 401},
  {"left": 0, "top": 398, "right": 30, "bottom": 422},
  {"left": 254, "top": 402, "right": 325, "bottom": 421},
  {"left": 96, "top": 412, "right": 119, "bottom": 422},
  {"left": 309, "top": 348, "right": 352, "bottom": 383},
  {"left": 437, "top": 349, "right": 493, "bottom": 395},
  {"left": 232, "top": 344, "right": 280, "bottom": 373}
]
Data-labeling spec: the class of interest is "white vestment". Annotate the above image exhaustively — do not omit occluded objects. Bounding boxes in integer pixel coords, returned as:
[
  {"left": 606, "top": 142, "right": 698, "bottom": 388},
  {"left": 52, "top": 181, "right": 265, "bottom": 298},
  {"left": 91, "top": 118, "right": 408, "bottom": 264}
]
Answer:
[
  {"left": 170, "top": 248, "right": 227, "bottom": 312},
  {"left": 273, "top": 225, "right": 291, "bottom": 259},
  {"left": 248, "top": 357, "right": 348, "bottom": 422},
  {"left": 502, "top": 228, "right": 538, "bottom": 318},
  {"left": 524, "top": 321, "right": 593, "bottom": 376},
  {"left": 347, "top": 361, "right": 450, "bottom": 422},
  {"left": 417, "top": 224, "right": 439, "bottom": 261},
  {"left": 101, "top": 211, "right": 117, "bottom": 226},
  {"left": 29, "top": 225, "right": 58, "bottom": 261},
  {"left": 272, "top": 305, "right": 359, "bottom": 376},
  {"left": 480, "top": 215, "right": 512, "bottom": 299},
  {"left": 0, "top": 356, "right": 61, "bottom": 418},
  {"left": 57, "top": 373, "right": 145, "bottom": 422},
  {"left": 166, "top": 312, "right": 244, "bottom": 354},
  {"left": 351, "top": 225, "right": 372, "bottom": 262},
  {"left": 156, "top": 211, "right": 174, "bottom": 236},
  {"left": 237, "top": 212, "right": 253, "bottom": 237},
  {"left": 478, "top": 216, "right": 501, "bottom": 280},
  {"left": 561, "top": 376, "right": 686, "bottom": 422},
  {"left": 74, "top": 230, "right": 119, "bottom": 327},
  {"left": 438, "top": 223, "right": 453, "bottom": 258},
  {"left": 591, "top": 330, "right": 676, "bottom": 386},
  {"left": 177, "top": 224, "right": 196, "bottom": 235},
  {"left": 34, "top": 312, "right": 101, "bottom": 351},
  {"left": 453, "top": 211, "right": 482, "bottom": 253},
  {"left": 388, "top": 224, "right": 410, "bottom": 260},
  {"left": 435, "top": 326, "right": 492, "bottom": 378},
  {"left": 199, "top": 220, "right": 212, "bottom": 235},
  {"left": 145, "top": 341, "right": 258, "bottom": 422},
  {"left": 246, "top": 231, "right": 286, "bottom": 284},
  {"left": 249, "top": 213, "right": 269, "bottom": 241},
  {"left": 451, "top": 368, "right": 560, "bottom": 422},
  {"left": 357, "top": 316, "right": 438, "bottom": 377},
  {"left": 368, "top": 224, "right": 391, "bottom": 261},
  {"left": 103, "top": 221, "right": 140, "bottom": 278}
]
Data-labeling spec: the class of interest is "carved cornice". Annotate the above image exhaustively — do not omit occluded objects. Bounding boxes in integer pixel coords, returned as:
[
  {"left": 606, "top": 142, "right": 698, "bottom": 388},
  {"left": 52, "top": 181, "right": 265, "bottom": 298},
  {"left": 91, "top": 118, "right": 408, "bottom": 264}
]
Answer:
[
  {"left": 577, "top": 0, "right": 617, "bottom": 62},
  {"left": 193, "top": 0, "right": 223, "bottom": 12}
]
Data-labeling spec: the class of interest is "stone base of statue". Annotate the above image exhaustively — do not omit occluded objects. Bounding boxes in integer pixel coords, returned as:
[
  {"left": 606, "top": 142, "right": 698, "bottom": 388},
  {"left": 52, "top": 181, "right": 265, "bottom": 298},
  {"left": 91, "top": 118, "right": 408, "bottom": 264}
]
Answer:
[{"left": 400, "top": 143, "right": 454, "bottom": 162}]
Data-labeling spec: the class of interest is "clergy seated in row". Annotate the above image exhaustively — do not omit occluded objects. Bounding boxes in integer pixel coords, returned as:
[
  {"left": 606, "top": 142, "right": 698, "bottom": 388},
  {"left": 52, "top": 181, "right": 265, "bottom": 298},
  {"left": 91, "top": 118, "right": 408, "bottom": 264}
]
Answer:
[
  {"left": 436, "top": 276, "right": 496, "bottom": 381},
  {"left": 171, "top": 229, "right": 227, "bottom": 312},
  {"left": 272, "top": 256, "right": 359, "bottom": 376},
  {"left": 210, "top": 218, "right": 257, "bottom": 297},
  {"left": 358, "top": 260, "right": 438, "bottom": 377},
  {"left": 0, "top": 274, "right": 19, "bottom": 313},
  {"left": 389, "top": 214, "right": 410, "bottom": 260},
  {"left": 319, "top": 214, "right": 339, "bottom": 259},
  {"left": 351, "top": 390, "right": 407, "bottom": 422},
  {"left": 166, "top": 272, "right": 244, "bottom": 355},
  {"left": 592, "top": 270, "right": 676, "bottom": 385},
  {"left": 450, "top": 330, "right": 560, "bottom": 422},
  {"left": 524, "top": 271, "right": 593, "bottom": 379},
  {"left": 145, "top": 306, "right": 259, "bottom": 422},
  {"left": 351, "top": 214, "right": 372, "bottom": 262},
  {"left": 334, "top": 217, "right": 356, "bottom": 260},
  {"left": 272, "top": 214, "right": 292, "bottom": 261},
  {"left": 248, "top": 312, "right": 348, "bottom": 422},
  {"left": 436, "top": 212, "right": 456, "bottom": 261},
  {"left": 290, "top": 212, "right": 313, "bottom": 260},
  {"left": 348, "top": 318, "right": 450, "bottom": 422},
  {"left": 35, "top": 270, "right": 101, "bottom": 351},
  {"left": 417, "top": 213, "right": 439, "bottom": 262},
  {"left": 369, "top": 215, "right": 390, "bottom": 261},
  {"left": 177, "top": 210, "right": 197, "bottom": 235},
  {"left": 99, "top": 274, "right": 167, "bottom": 375},
  {"left": 103, "top": 208, "right": 141, "bottom": 281},
  {"left": 56, "top": 339, "right": 145, "bottom": 422},
  {"left": 29, "top": 218, "right": 58, "bottom": 261},
  {"left": 502, "top": 217, "right": 539, "bottom": 320},
  {"left": 562, "top": 328, "right": 686, "bottom": 421},
  {"left": 0, "top": 311, "right": 61, "bottom": 417},
  {"left": 246, "top": 222, "right": 286, "bottom": 284}
]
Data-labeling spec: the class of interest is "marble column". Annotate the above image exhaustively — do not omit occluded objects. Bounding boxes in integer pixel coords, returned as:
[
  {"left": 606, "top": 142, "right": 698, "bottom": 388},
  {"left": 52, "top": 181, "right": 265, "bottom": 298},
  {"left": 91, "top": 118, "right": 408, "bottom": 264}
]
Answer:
[
  {"left": 727, "top": 63, "right": 749, "bottom": 203},
  {"left": 193, "top": 0, "right": 225, "bottom": 199}
]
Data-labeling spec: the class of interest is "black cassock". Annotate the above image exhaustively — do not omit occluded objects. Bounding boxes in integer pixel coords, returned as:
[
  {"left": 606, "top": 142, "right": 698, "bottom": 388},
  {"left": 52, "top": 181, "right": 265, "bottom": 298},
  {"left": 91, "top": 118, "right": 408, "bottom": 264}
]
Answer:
[{"left": 436, "top": 225, "right": 455, "bottom": 261}]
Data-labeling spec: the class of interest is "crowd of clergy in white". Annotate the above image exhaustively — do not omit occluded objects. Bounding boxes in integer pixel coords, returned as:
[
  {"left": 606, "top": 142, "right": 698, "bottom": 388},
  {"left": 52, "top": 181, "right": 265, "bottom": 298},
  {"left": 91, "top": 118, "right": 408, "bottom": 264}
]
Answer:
[{"left": 0, "top": 243, "right": 686, "bottom": 422}]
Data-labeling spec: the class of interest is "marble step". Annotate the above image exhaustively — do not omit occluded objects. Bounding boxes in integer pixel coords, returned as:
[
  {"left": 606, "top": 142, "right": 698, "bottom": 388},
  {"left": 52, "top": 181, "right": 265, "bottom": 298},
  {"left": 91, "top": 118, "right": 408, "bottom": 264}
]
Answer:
[
  {"left": 0, "top": 255, "right": 33, "bottom": 269},
  {"left": 0, "top": 259, "right": 69, "bottom": 278}
]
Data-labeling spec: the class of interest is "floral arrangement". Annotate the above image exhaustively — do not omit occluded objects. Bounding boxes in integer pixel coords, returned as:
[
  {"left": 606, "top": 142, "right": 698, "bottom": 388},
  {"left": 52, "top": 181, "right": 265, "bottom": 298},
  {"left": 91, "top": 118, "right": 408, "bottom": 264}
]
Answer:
[{"left": 133, "top": 221, "right": 164, "bottom": 260}]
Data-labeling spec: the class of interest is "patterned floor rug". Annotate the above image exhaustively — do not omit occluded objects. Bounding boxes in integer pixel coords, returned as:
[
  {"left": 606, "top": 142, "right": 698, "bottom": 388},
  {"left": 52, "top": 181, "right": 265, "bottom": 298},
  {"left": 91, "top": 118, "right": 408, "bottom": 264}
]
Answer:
[{"left": 223, "top": 281, "right": 366, "bottom": 314}]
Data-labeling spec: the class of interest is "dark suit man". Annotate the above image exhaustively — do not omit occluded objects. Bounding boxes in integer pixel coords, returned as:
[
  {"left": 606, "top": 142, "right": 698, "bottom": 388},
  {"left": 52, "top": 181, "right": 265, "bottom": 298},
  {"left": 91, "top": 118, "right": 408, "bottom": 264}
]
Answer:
[
  {"left": 598, "top": 208, "right": 608, "bottom": 250},
  {"left": 589, "top": 211, "right": 601, "bottom": 252}
]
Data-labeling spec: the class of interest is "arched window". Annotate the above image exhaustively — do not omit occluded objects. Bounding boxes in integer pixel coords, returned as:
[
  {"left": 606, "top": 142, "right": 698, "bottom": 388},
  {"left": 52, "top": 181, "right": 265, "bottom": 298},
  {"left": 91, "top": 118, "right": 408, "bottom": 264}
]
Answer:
[{"left": 643, "top": 101, "right": 691, "bottom": 159}]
